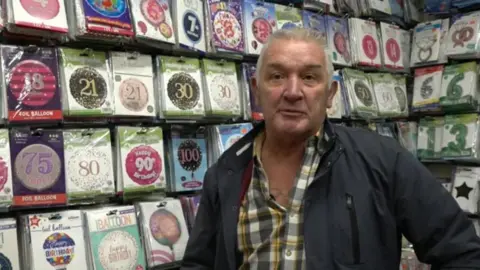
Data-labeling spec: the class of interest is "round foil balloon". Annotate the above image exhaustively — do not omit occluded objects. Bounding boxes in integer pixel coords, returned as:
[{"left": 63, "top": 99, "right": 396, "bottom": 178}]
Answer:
[
  {"left": 15, "top": 144, "right": 61, "bottom": 191},
  {"left": 9, "top": 60, "right": 56, "bottom": 107},
  {"left": 252, "top": 18, "right": 272, "bottom": 44},
  {"left": 0, "top": 157, "right": 9, "bottom": 192},
  {"left": 167, "top": 73, "right": 200, "bottom": 110},
  {"left": 354, "top": 81, "right": 373, "bottom": 107},
  {"left": 119, "top": 78, "right": 149, "bottom": 112},
  {"left": 211, "top": 75, "right": 238, "bottom": 111},
  {"left": 149, "top": 208, "right": 181, "bottom": 247},
  {"left": 85, "top": 0, "right": 127, "bottom": 17},
  {"left": 98, "top": 230, "right": 138, "bottom": 270},
  {"left": 0, "top": 252, "right": 12, "bottom": 269},
  {"left": 212, "top": 11, "right": 242, "bottom": 48},
  {"left": 43, "top": 232, "right": 76, "bottom": 269},
  {"left": 20, "top": 0, "right": 60, "bottom": 20},
  {"left": 177, "top": 139, "right": 202, "bottom": 172},
  {"left": 69, "top": 67, "right": 108, "bottom": 109},
  {"left": 140, "top": 0, "right": 165, "bottom": 27}
]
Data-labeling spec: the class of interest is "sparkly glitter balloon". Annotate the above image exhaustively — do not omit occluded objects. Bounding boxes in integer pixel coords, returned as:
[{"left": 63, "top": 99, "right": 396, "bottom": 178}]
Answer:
[
  {"left": 15, "top": 144, "right": 61, "bottom": 191},
  {"left": 149, "top": 209, "right": 181, "bottom": 247},
  {"left": 69, "top": 67, "right": 108, "bottom": 109},
  {"left": 211, "top": 75, "right": 238, "bottom": 111},
  {"left": 98, "top": 230, "right": 138, "bottom": 270},
  {"left": 177, "top": 139, "right": 202, "bottom": 172},
  {"left": 43, "top": 232, "right": 75, "bottom": 270},
  {"left": 354, "top": 81, "right": 373, "bottom": 107},
  {"left": 67, "top": 148, "right": 111, "bottom": 191},
  {"left": 167, "top": 73, "right": 200, "bottom": 110}
]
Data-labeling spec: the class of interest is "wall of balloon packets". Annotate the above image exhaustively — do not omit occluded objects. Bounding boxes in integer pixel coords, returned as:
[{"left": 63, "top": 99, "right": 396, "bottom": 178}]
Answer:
[{"left": 0, "top": 0, "right": 477, "bottom": 269}]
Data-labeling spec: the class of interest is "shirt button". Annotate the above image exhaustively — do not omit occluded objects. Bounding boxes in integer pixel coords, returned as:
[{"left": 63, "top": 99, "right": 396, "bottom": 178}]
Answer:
[{"left": 285, "top": 249, "right": 292, "bottom": 257}]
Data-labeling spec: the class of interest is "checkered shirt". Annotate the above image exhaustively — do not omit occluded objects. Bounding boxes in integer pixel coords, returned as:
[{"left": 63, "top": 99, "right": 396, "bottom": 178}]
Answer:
[{"left": 237, "top": 130, "right": 328, "bottom": 270}]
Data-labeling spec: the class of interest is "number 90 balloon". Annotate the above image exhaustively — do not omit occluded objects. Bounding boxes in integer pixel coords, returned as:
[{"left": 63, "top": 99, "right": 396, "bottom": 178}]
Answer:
[{"left": 43, "top": 232, "right": 76, "bottom": 270}]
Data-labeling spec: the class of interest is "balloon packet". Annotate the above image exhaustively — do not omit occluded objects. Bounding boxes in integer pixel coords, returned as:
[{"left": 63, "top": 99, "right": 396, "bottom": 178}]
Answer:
[
  {"left": 0, "top": 218, "right": 20, "bottom": 270},
  {"left": 116, "top": 126, "right": 166, "bottom": 198},
  {"left": 21, "top": 210, "right": 88, "bottom": 270},
  {"left": 137, "top": 199, "right": 189, "bottom": 267},
  {"left": 85, "top": 206, "right": 146, "bottom": 270}
]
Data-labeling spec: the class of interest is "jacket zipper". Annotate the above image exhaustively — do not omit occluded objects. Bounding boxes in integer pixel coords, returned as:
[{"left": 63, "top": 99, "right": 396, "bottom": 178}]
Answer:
[{"left": 346, "top": 194, "right": 360, "bottom": 264}]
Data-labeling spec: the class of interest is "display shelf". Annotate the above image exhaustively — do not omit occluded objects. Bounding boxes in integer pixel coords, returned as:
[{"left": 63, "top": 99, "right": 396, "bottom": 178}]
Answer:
[{"left": 421, "top": 159, "right": 480, "bottom": 167}]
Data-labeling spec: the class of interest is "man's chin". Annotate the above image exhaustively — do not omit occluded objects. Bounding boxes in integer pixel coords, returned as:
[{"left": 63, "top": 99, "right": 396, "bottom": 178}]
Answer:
[{"left": 273, "top": 118, "right": 310, "bottom": 135}]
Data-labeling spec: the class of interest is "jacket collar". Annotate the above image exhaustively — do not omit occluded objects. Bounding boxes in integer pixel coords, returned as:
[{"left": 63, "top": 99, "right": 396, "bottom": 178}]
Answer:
[{"left": 218, "top": 119, "right": 337, "bottom": 173}]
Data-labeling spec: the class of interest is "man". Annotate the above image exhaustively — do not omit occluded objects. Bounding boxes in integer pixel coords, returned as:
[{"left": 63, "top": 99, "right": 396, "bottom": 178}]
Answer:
[{"left": 181, "top": 28, "right": 480, "bottom": 269}]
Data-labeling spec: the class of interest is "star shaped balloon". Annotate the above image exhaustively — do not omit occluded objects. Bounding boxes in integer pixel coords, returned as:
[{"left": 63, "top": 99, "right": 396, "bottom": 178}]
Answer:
[
  {"left": 30, "top": 215, "right": 41, "bottom": 227},
  {"left": 455, "top": 182, "right": 473, "bottom": 200}
]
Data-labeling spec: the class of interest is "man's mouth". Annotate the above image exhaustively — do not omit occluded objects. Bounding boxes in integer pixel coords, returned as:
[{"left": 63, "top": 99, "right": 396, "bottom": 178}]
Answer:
[{"left": 279, "top": 110, "right": 304, "bottom": 116}]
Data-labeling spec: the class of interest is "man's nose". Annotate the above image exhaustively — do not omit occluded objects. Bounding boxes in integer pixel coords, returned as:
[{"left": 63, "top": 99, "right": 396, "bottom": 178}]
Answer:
[{"left": 284, "top": 76, "right": 302, "bottom": 100}]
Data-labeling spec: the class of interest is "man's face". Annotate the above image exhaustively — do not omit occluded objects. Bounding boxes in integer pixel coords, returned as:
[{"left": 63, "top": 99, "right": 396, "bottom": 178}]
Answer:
[{"left": 253, "top": 39, "right": 337, "bottom": 136}]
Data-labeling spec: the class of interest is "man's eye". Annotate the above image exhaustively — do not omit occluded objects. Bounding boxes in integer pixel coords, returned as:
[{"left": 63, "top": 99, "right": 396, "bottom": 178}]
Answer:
[
  {"left": 270, "top": 74, "right": 283, "bottom": 80},
  {"left": 303, "top": 74, "right": 316, "bottom": 81}
]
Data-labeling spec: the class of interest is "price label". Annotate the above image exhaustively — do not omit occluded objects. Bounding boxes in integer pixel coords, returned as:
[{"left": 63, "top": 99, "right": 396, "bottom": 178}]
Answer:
[
  {"left": 212, "top": 10, "right": 242, "bottom": 48},
  {"left": 119, "top": 78, "right": 149, "bottom": 112},
  {"left": 9, "top": 60, "right": 56, "bottom": 107},
  {"left": 20, "top": 0, "right": 60, "bottom": 20},
  {"left": 69, "top": 67, "right": 108, "bottom": 109},
  {"left": 167, "top": 73, "right": 200, "bottom": 110},
  {"left": 211, "top": 75, "right": 238, "bottom": 111},
  {"left": 14, "top": 144, "right": 61, "bottom": 191},
  {"left": 67, "top": 148, "right": 111, "bottom": 192},
  {"left": 125, "top": 145, "right": 162, "bottom": 185},
  {"left": 183, "top": 11, "right": 202, "bottom": 43}
]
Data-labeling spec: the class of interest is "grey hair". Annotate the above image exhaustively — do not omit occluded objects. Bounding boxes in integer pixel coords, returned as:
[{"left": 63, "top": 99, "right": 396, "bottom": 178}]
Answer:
[{"left": 255, "top": 28, "right": 334, "bottom": 88}]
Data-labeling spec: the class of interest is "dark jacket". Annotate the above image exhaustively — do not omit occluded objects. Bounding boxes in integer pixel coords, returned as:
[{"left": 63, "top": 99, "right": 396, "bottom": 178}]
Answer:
[{"left": 181, "top": 121, "right": 480, "bottom": 270}]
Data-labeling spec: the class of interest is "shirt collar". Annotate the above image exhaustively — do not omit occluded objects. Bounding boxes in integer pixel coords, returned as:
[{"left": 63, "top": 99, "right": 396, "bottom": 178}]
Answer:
[{"left": 254, "top": 121, "right": 334, "bottom": 158}]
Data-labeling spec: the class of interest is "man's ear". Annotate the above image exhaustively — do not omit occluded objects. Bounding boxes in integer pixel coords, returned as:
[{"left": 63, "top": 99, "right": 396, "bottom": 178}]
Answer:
[
  {"left": 326, "top": 80, "right": 338, "bottom": 109},
  {"left": 251, "top": 76, "right": 261, "bottom": 106}
]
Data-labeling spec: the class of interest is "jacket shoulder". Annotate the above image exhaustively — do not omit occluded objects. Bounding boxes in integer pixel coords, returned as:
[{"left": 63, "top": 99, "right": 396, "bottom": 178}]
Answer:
[{"left": 334, "top": 125, "right": 403, "bottom": 154}]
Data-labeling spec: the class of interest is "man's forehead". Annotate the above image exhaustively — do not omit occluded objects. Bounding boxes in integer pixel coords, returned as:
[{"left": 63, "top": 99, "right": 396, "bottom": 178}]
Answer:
[{"left": 262, "top": 39, "right": 327, "bottom": 66}]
